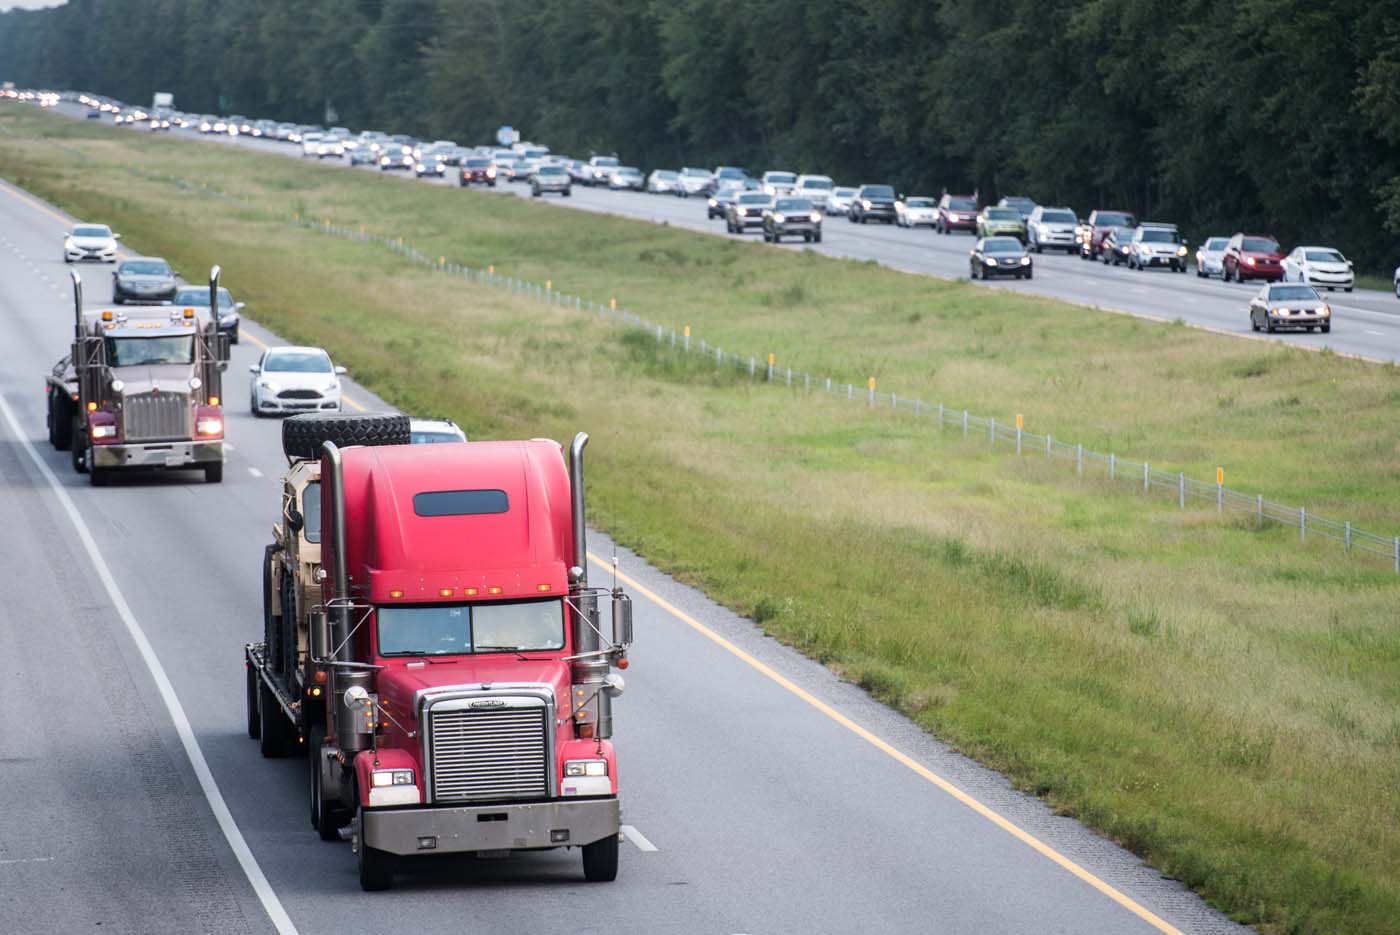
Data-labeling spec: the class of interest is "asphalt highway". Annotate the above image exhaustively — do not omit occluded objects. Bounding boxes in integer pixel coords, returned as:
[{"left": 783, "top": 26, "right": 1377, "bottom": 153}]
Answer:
[
  {"left": 110, "top": 107, "right": 1400, "bottom": 366},
  {"left": 0, "top": 172, "right": 1259, "bottom": 933}
]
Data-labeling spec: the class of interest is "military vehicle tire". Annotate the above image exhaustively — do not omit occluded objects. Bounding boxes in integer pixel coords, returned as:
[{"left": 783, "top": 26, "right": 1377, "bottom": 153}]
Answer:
[{"left": 281, "top": 412, "right": 410, "bottom": 461}]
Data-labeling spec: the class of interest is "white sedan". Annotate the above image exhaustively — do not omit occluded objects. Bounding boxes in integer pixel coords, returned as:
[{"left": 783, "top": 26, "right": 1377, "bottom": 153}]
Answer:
[
  {"left": 896, "top": 197, "right": 938, "bottom": 228},
  {"left": 249, "top": 346, "right": 345, "bottom": 416},
  {"left": 63, "top": 223, "right": 121, "bottom": 263},
  {"left": 1282, "top": 246, "right": 1354, "bottom": 292}
]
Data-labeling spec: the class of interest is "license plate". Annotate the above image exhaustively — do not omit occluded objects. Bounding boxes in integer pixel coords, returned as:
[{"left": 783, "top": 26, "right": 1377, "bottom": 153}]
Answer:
[{"left": 165, "top": 452, "right": 185, "bottom": 467}]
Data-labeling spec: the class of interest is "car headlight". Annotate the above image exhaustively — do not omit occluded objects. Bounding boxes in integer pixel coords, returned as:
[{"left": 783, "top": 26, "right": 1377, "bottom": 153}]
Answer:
[
  {"left": 1271, "top": 307, "right": 1285, "bottom": 316},
  {"left": 1177, "top": 246, "right": 1188, "bottom": 256},
  {"left": 861, "top": 199, "right": 872, "bottom": 209},
  {"left": 371, "top": 769, "right": 415, "bottom": 787},
  {"left": 774, "top": 213, "right": 785, "bottom": 223},
  {"left": 1245, "top": 256, "right": 1256, "bottom": 265},
  {"left": 1120, "top": 244, "right": 1130, "bottom": 252},
  {"left": 986, "top": 257, "right": 999, "bottom": 266},
  {"left": 1020, "top": 256, "right": 1031, "bottom": 265},
  {"left": 415, "top": 163, "right": 425, "bottom": 171},
  {"left": 738, "top": 208, "right": 747, "bottom": 216},
  {"left": 564, "top": 759, "right": 608, "bottom": 778},
  {"left": 810, "top": 212, "right": 821, "bottom": 222},
  {"left": 708, "top": 198, "right": 717, "bottom": 206},
  {"left": 1320, "top": 305, "right": 1331, "bottom": 316}
]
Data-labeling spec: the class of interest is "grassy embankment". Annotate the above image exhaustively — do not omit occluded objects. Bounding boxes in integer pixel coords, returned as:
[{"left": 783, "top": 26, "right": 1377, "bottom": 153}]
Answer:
[{"left": 2, "top": 105, "right": 1398, "bottom": 935}]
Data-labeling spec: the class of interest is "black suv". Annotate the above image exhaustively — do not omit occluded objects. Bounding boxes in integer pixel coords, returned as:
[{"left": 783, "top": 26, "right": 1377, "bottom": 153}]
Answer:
[{"left": 849, "top": 184, "right": 898, "bottom": 224}]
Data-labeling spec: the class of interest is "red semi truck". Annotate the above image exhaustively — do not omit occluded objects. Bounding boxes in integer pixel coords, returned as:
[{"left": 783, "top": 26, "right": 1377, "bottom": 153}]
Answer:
[{"left": 246, "top": 416, "right": 632, "bottom": 890}]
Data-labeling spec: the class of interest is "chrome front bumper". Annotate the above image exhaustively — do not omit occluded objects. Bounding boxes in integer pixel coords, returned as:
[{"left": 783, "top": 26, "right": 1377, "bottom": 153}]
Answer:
[
  {"left": 92, "top": 440, "right": 222, "bottom": 469},
  {"left": 362, "top": 797, "right": 620, "bottom": 856}
]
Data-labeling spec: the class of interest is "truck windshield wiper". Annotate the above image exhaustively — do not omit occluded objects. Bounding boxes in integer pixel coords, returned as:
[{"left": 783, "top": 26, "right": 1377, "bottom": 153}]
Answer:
[{"left": 475, "top": 645, "right": 546, "bottom": 660}]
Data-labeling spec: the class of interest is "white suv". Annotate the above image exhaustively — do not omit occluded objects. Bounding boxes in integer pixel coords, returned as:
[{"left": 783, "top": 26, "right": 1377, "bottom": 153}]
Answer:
[{"left": 1026, "top": 206, "right": 1080, "bottom": 253}]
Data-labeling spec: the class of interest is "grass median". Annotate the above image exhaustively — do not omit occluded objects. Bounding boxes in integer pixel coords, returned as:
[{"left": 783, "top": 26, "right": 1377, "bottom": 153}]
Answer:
[{"left": 3, "top": 104, "right": 1398, "bottom": 935}]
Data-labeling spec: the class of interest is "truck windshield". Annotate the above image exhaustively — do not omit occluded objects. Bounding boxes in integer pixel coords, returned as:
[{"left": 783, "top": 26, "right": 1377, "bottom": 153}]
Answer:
[
  {"left": 302, "top": 481, "right": 322, "bottom": 543},
  {"left": 104, "top": 335, "right": 195, "bottom": 366},
  {"left": 378, "top": 599, "right": 565, "bottom": 656}
]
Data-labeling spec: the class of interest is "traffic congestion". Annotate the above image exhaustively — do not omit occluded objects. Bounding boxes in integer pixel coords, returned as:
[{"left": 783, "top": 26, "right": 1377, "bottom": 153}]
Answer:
[{"left": 11, "top": 86, "right": 1400, "bottom": 346}]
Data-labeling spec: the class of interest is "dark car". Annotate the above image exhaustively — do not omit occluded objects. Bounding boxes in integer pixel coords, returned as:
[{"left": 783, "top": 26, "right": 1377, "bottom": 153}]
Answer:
[
  {"left": 762, "top": 197, "right": 822, "bottom": 244},
  {"left": 1077, "top": 210, "right": 1136, "bottom": 259},
  {"left": 850, "top": 184, "right": 898, "bottom": 224},
  {"left": 1248, "top": 283, "right": 1331, "bottom": 333},
  {"left": 112, "top": 257, "right": 177, "bottom": 304},
  {"left": 1100, "top": 227, "right": 1135, "bottom": 266},
  {"left": 1223, "top": 233, "right": 1285, "bottom": 283},
  {"left": 936, "top": 194, "right": 979, "bottom": 234},
  {"left": 726, "top": 192, "right": 774, "bottom": 234},
  {"left": 707, "top": 180, "right": 751, "bottom": 219},
  {"left": 173, "top": 285, "right": 244, "bottom": 344},
  {"left": 459, "top": 156, "right": 498, "bottom": 187},
  {"left": 997, "top": 196, "right": 1038, "bottom": 220},
  {"left": 969, "top": 236, "right": 1033, "bottom": 280}
]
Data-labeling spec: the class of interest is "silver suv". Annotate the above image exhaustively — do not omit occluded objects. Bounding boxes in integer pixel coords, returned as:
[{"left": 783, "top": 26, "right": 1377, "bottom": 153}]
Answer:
[
  {"left": 1026, "top": 206, "right": 1079, "bottom": 253},
  {"left": 531, "top": 164, "right": 572, "bottom": 198}
]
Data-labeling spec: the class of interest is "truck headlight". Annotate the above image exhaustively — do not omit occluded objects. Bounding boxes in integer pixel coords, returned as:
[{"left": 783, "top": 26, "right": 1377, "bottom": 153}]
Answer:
[
  {"left": 195, "top": 415, "right": 223, "bottom": 437},
  {"left": 371, "top": 769, "right": 415, "bottom": 787},
  {"left": 564, "top": 759, "right": 608, "bottom": 778},
  {"left": 91, "top": 424, "right": 117, "bottom": 439}
]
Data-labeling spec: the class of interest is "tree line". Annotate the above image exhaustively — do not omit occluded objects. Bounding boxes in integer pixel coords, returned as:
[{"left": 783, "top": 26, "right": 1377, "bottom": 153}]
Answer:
[{"left": 3, "top": 0, "right": 1400, "bottom": 268}]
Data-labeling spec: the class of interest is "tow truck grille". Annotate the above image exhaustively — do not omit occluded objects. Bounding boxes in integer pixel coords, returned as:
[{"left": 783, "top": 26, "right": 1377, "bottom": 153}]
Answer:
[
  {"left": 429, "top": 706, "right": 548, "bottom": 802},
  {"left": 123, "top": 392, "right": 190, "bottom": 441}
]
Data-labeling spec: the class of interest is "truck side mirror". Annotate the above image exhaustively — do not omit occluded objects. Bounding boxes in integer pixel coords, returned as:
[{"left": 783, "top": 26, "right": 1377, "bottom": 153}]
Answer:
[
  {"left": 611, "top": 592, "right": 633, "bottom": 647},
  {"left": 287, "top": 507, "right": 305, "bottom": 534}
]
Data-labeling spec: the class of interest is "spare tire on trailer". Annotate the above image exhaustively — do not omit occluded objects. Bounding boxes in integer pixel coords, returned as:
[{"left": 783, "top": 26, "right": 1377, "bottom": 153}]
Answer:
[{"left": 281, "top": 412, "right": 411, "bottom": 461}]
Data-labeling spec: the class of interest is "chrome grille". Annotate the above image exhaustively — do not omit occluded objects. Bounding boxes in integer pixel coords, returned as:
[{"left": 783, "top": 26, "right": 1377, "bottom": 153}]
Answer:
[
  {"left": 123, "top": 392, "right": 190, "bottom": 442},
  {"left": 429, "top": 705, "right": 548, "bottom": 802}
]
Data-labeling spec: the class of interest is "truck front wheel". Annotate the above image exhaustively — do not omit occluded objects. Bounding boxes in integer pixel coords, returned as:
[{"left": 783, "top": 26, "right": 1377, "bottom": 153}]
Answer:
[
  {"left": 357, "top": 808, "right": 398, "bottom": 891},
  {"left": 582, "top": 832, "right": 619, "bottom": 882},
  {"left": 204, "top": 462, "right": 223, "bottom": 483},
  {"left": 71, "top": 419, "right": 88, "bottom": 473},
  {"left": 310, "top": 739, "right": 350, "bottom": 841}
]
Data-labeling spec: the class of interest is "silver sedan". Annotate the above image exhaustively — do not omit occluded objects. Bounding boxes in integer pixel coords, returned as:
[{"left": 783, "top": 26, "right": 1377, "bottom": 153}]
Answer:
[{"left": 1248, "top": 283, "right": 1332, "bottom": 334}]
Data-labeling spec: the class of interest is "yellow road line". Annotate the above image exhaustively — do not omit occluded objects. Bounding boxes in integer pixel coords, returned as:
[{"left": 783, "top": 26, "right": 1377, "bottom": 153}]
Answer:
[{"left": 589, "top": 550, "right": 1185, "bottom": 935}]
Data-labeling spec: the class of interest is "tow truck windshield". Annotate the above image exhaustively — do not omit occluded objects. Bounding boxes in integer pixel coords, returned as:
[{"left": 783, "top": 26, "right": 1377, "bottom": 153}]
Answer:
[
  {"left": 378, "top": 599, "right": 565, "bottom": 656},
  {"left": 104, "top": 334, "right": 195, "bottom": 366}
]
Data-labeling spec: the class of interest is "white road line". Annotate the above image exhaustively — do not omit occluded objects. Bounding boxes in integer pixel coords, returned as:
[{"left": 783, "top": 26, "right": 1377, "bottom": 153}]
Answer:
[
  {"left": 224, "top": 443, "right": 236, "bottom": 452},
  {"left": 620, "top": 824, "right": 658, "bottom": 852},
  {"left": 248, "top": 466, "right": 263, "bottom": 478},
  {"left": 0, "top": 856, "right": 56, "bottom": 866},
  {"left": 0, "top": 390, "right": 298, "bottom": 935},
  {"left": 1365, "top": 329, "right": 1384, "bottom": 336}
]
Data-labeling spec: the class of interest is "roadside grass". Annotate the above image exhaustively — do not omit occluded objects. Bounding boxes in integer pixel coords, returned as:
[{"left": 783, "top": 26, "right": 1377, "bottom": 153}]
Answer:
[{"left": 3, "top": 105, "right": 1399, "bottom": 935}]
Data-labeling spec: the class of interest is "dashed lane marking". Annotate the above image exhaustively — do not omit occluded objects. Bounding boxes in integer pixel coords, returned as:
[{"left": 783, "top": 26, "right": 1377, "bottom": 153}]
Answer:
[{"left": 248, "top": 467, "right": 263, "bottom": 478}]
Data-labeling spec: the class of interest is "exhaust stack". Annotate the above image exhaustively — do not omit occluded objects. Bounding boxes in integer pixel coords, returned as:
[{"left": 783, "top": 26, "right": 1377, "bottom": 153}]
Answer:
[
  {"left": 322, "top": 439, "right": 372, "bottom": 753},
  {"left": 70, "top": 269, "right": 83, "bottom": 340},
  {"left": 568, "top": 432, "right": 612, "bottom": 737}
]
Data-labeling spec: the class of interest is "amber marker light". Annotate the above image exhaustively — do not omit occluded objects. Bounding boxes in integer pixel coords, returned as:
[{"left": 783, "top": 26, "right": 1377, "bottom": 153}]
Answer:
[
  {"left": 463, "top": 587, "right": 479, "bottom": 596},
  {"left": 438, "top": 587, "right": 454, "bottom": 597},
  {"left": 536, "top": 583, "right": 551, "bottom": 592},
  {"left": 389, "top": 588, "right": 405, "bottom": 599},
  {"left": 487, "top": 586, "right": 503, "bottom": 595}
]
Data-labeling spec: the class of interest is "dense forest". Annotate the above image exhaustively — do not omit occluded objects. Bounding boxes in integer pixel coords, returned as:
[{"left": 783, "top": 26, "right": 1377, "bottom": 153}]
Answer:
[{"left": 3, "top": 0, "right": 1400, "bottom": 267}]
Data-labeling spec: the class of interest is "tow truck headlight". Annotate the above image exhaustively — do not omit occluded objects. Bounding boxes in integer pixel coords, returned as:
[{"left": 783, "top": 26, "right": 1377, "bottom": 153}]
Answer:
[
  {"left": 564, "top": 759, "right": 608, "bottom": 778},
  {"left": 372, "top": 769, "right": 415, "bottom": 787},
  {"left": 196, "top": 415, "right": 223, "bottom": 437},
  {"left": 91, "top": 424, "right": 117, "bottom": 439}
]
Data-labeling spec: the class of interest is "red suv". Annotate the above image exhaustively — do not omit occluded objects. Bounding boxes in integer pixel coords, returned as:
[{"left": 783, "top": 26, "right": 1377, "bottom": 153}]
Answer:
[
  {"left": 1077, "top": 210, "right": 1136, "bottom": 259},
  {"left": 1222, "top": 234, "right": 1284, "bottom": 283},
  {"left": 937, "top": 194, "right": 979, "bottom": 234}
]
